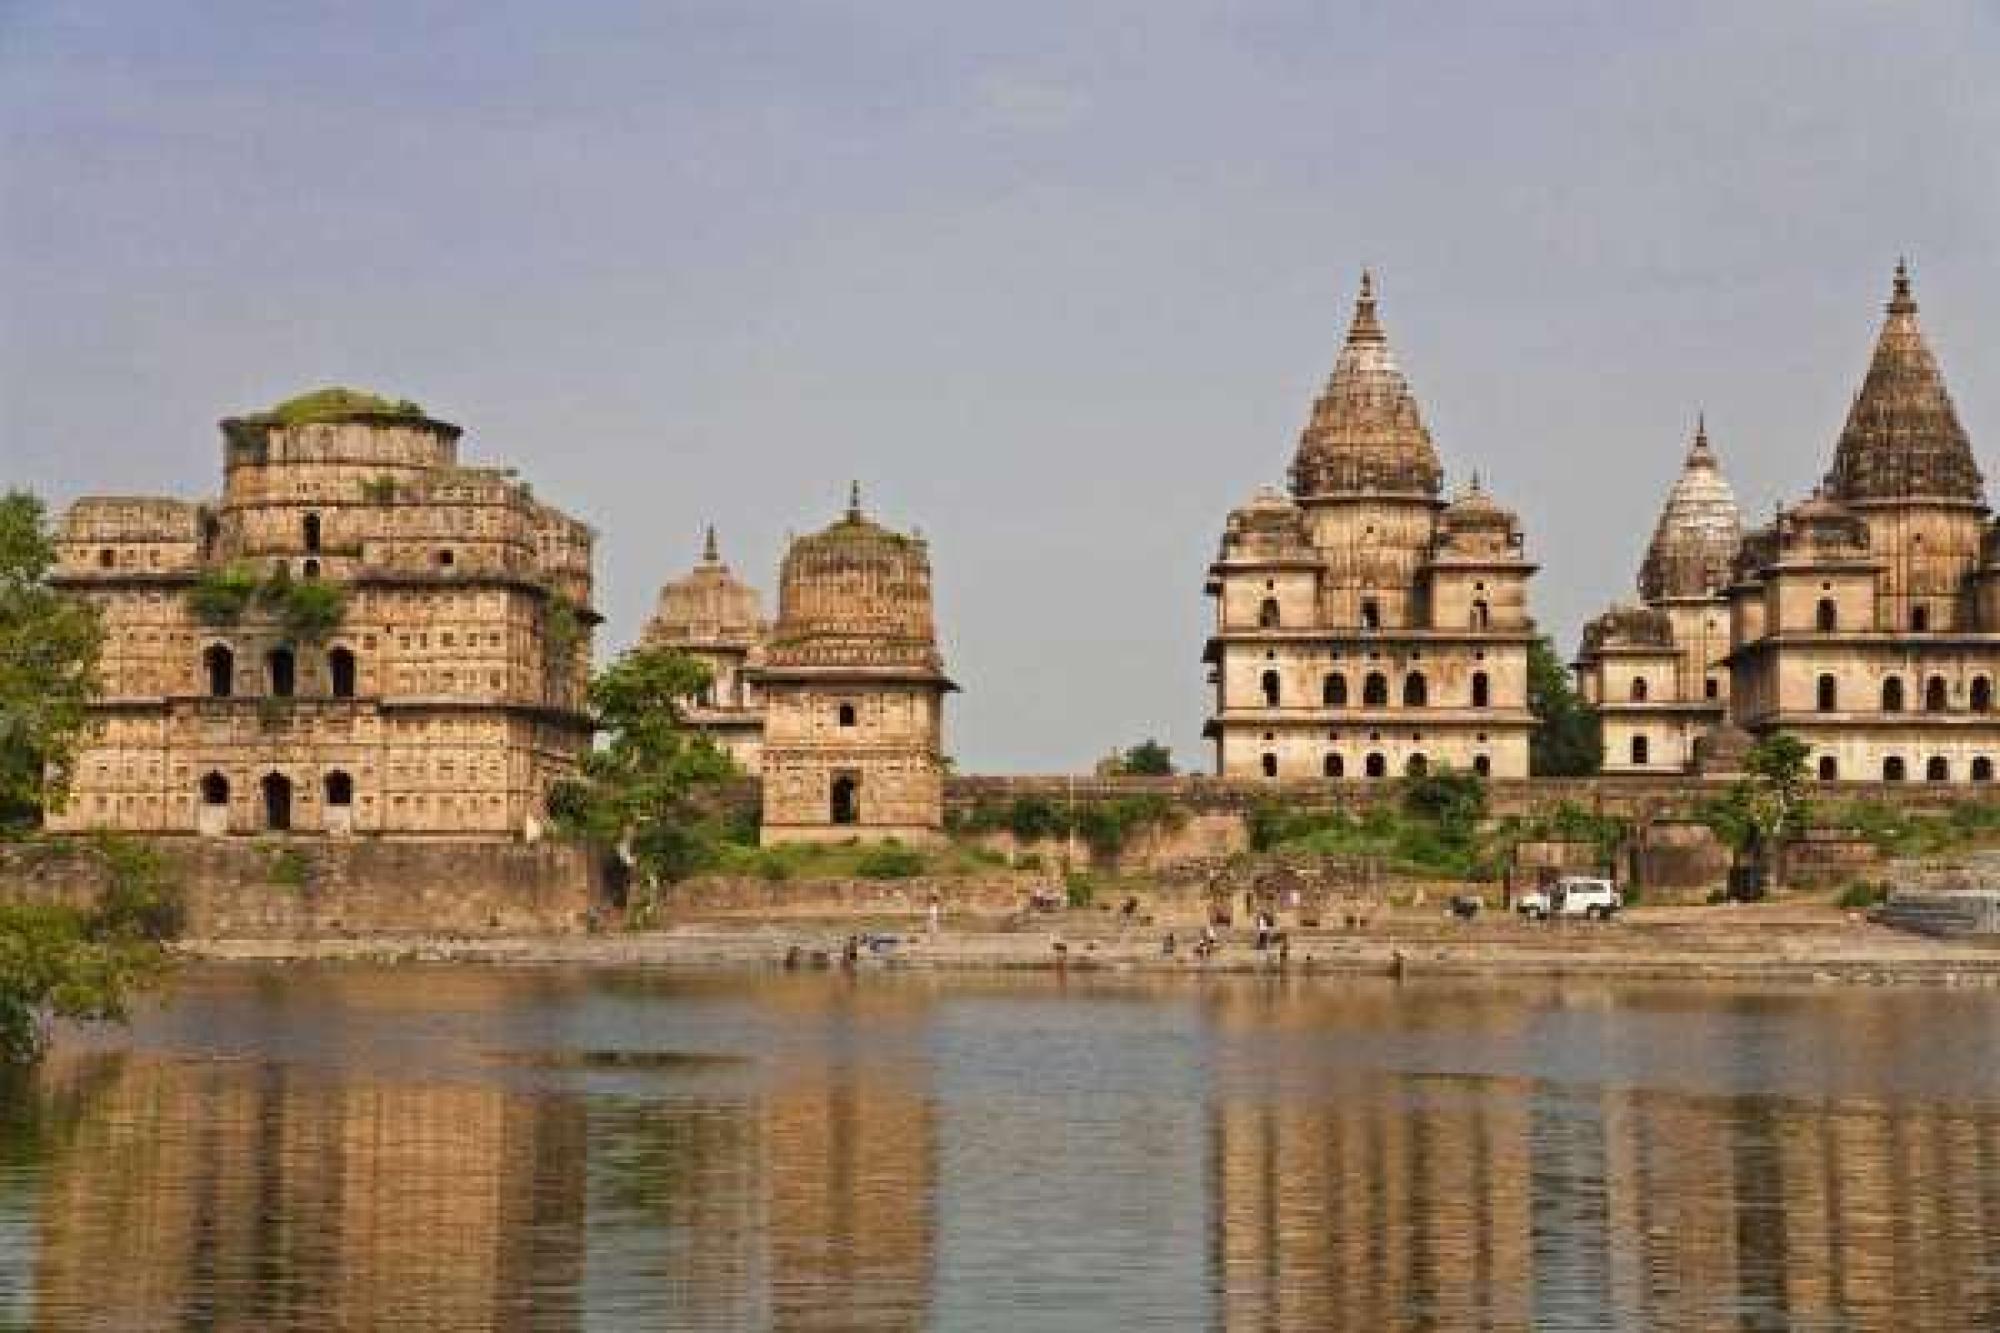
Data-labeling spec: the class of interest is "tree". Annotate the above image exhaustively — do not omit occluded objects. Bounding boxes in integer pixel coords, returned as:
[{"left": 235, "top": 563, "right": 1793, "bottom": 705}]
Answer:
[
  {"left": 1109, "top": 738, "right": 1176, "bottom": 776},
  {"left": 548, "top": 647, "right": 739, "bottom": 893},
  {"left": 1528, "top": 635, "right": 1600, "bottom": 776},
  {"left": 0, "top": 492, "right": 104, "bottom": 832},
  {"left": 1700, "top": 732, "right": 1812, "bottom": 893}
]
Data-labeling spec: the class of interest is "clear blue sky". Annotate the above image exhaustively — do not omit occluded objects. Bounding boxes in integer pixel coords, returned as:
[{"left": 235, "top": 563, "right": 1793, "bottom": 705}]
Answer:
[{"left": 5, "top": 1, "right": 1998, "bottom": 771}]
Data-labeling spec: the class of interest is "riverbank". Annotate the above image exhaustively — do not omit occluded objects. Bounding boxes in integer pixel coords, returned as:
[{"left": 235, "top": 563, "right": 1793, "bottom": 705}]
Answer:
[{"left": 179, "top": 903, "right": 2000, "bottom": 985}]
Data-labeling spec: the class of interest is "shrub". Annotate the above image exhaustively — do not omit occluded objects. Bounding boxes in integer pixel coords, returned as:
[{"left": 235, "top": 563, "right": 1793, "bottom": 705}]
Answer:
[
  {"left": 856, "top": 842, "right": 926, "bottom": 880},
  {"left": 1838, "top": 881, "right": 1888, "bottom": 910},
  {"left": 1065, "top": 871, "right": 1096, "bottom": 909},
  {"left": 1006, "top": 796, "right": 1068, "bottom": 844},
  {"left": 264, "top": 577, "right": 344, "bottom": 642},
  {"left": 189, "top": 564, "right": 259, "bottom": 625},
  {"left": 267, "top": 847, "right": 312, "bottom": 889},
  {"left": 91, "top": 836, "right": 185, "bottom": 941}
]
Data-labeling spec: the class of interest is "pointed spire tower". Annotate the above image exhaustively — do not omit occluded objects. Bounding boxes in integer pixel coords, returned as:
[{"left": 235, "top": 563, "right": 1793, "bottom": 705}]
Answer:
[
  {"left": 1824, "top": 261, "right": 1984, "bottom": 507},
  {"left": 1288, "top": 271, "right": 1444, "bottom": 501},
  {"left": 1640, "top": 416, "right": 1743, "bottom": 600}
]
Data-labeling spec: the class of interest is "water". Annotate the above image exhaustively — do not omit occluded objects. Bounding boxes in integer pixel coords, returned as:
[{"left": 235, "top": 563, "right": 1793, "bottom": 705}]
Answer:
[{"left": 2, "top": 967, "right": 2000, "bottom": 1331}]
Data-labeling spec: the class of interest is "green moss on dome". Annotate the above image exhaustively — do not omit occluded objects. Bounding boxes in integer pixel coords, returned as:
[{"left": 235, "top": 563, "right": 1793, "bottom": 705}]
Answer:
[{"left": 256, "top": 387, "right": 427, "bottom": 425}]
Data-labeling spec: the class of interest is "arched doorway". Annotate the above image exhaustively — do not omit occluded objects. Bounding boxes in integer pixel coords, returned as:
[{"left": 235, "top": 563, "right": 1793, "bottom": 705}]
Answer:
[
  {"left": 1883, "top": 756, "right": 1906, "bottom": 783},
  {"left": 198, "top": 771, "right": 230, "bottom": 836},
  {"left": 830, "top": 773, "right": 860, "bottom": 826},
  {"left": 1818, "top": 756, "right": 1838, "bottom": 781},
  {"left": 203, "top": 644, "right": 234, "bottom": 698},
  {"left": 267, "top": 647, "right": 296, "bottom": 698},
  {"left": 1364, "top": 753, "right": 1386, "bottom": 779},
  {"left": 261, "top": 773, "right": 293, "bottom": 831},
  {"left": 329, "top": 647, "right": 357, "bottom": 699}
]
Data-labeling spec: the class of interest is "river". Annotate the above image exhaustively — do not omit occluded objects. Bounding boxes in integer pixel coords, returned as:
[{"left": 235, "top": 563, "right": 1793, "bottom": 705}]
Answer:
[{"left": 1, "top": 965, "right": 1997, "bottom": 1330}]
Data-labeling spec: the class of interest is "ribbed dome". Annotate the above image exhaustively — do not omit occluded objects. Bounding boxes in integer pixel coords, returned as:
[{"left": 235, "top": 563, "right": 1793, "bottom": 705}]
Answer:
[
  {"left": 1440, "top": 474, "right": 1517, "bottom": 532},
  {"left": 643, "top": 526, "right": 765, "bottom": 647},
  {"left": 1638, "top": 419, "right": 1743, "bottom": 600},
  {"left": 1581, "top": 601, "right": 1674, "bottom": 652},
  {"left": 1824, "top": 262, "right": 1983, "bottom": 506},
  {"left": 766, "top": 486, "right": 945, "bottom": 675},
  {"left": 1218, "top": 485, "right": 1312, "bottom": 560},
  {"left": 1288, "top": 272, "right": 1444, "bottom": 501}
]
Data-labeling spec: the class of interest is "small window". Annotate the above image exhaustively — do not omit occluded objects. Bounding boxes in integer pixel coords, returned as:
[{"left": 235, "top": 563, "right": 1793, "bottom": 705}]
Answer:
[
  {"left": 1630, "top": 677, "right": 1649, "bottom": 703},
  {"left": 1470, "top": 600, "right": 1490, "bottom": 630},
  {"left": 1364, "top": 753, "right": 1386, "bottom": 779},
  {"left": 1261, "top": 671, "right": 1280, "bottom": 708},
  {"left": 1323, "top": 753, "right": 1343, "bottom": 777},
  {"left": 1974, "top": 677, "right": 1993, "bottom": 713},
  {"left": 1912, "top": 605, "right": 1931, "bottom": 632},
  {"left": 266, "top": 647, "right": 295, "bottom": 699},
  {"left": 324, "top": 771, "right": 353, "bottom": 806},
  {"left": 1974, "top": 758, "right": 1993, "bottom": 783},
  {"left": 1883, "top": 756, "right": 1906, "bottom": 782},
  {"left": 1704, "top": 677, "right": 1719, "bottom": 700},
  {"left": 1631, "top": 735, "right": 1649, "bottom": 766},
  {"left": 1818, "top": 756, "right": 1838, "bottom": 781},
  {"left": 1471, "top": 672, "right": 1490, "bottom": 708},
  {"left": 302, "top": 559, "right": 321, "bottom": 580},
  {"left": 1258, "top": 598, "right": 1280, "bottom": 629},
  {"left": 436, "top": 548, "right": 455, "bottom": 568},
  {"left": 1361, "top": 599, "right": 1381, "bottom": 630},
  {"left": 1882, "top": 677, "right": 1905, "bottom": 712},
  {"left": 1403, "top": 673, "right": 1428, "bottom": 707},
  {"left": 1324, "top": 674, "right": 1348, "bottom": 707},
  {"left": 199, "top": 772, "right": 229, "bottom": 806},
  {"left": 837, "top": 702, "right": 857, "bottom": 728},
  {"left": 261, "top": 773, "right": 293, "bottom": 831},
  {"left": 1363, "top": 672, "right": 1389, "bottom": 707},
  {"left": 1816, "top": 598, "right": 1837, "bottom": 632},
  {"left": 303, "top": 513, "right": 322, "bottom": 553},
  {"left": 1261, "top": 753, "right": 1278, "bottom": 779},
  {"left": 329, "top": 648, "right": 357, "bottom": 699},
  {"left": 1404, "top": 753, "right": 1428, "bottom": 777},
  {"left": 1473, "top": 755, "right": 1492, "bottom": 777},
  {"left": 830, "top": 774, "right": 859, "bottom": 824},
  {"left": 97, "top": 548, "right": 115, "bottom": 569},
  {"left": 1926, "top": 756, "right": 1949, "bottom": 783},
  {"left": 1817, "top": 674, "right": 1837, "bottom": 712},
  {"left": 203, "top": 644, "right": 235, "bottom": 699}
]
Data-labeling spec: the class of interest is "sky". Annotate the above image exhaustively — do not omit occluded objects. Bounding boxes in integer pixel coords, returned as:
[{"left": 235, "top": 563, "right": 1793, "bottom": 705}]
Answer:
[{"left": 4, "top": 1, "right": 1999, "bottom": 773}]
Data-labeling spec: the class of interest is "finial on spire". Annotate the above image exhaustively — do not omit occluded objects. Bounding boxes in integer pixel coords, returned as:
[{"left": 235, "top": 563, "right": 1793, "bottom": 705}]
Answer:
[
  {"left": 1346, "top": 268, "right": 1384, "bottom": 345},
  {"left": 1469, "top": 469, "right": 1483, "bottom": 493},
  {"left": 702, "top": 523, "right": 719, "bottom": 563},
  {"left": 1890, "top": 256, "right": 1916, "bottom": 313},
  {"left": 847, "top": 479, "right": 863, "bottom": 520}
]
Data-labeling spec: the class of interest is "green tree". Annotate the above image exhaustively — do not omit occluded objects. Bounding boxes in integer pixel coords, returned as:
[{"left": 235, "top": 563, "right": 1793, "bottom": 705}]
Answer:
[
  {"left": 548, "top": 647, "right": 738, "bottom": 893},
  {"left": 0, "top": 492, "right": 104, "bottom": 832},
  {"left": 1700, "top": 732, "right": 1812, "bottom": 893},
  {"left": 1110, "top": 739, "right": 1176, "bottom": 776},
  {"left": 1528, "top": 635, "right": 1600, "bottom": 776}
]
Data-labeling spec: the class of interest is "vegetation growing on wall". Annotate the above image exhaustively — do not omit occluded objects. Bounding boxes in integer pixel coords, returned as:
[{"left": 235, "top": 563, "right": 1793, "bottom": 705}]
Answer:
[
  {"left": 189, "top": 563, "right": 345, "bottom": 642},
  {"left": 1102, "top": 739, "right": 1176, "bottom": 776},
  {"left": 1528, "top": 635, "right": 1601, "bottom": 776},
  {"left": 1249, "top": 768, "right": 1498, "bottom": 879},
  {"left": 948, "top": 792, "right": 1185, "bottom": 860},
  {"left": 1819, "top": 798, "right": 2000, "bottom": 859},
  {"left": 0, "top": 492, "right": 105, "bottom": 832}
]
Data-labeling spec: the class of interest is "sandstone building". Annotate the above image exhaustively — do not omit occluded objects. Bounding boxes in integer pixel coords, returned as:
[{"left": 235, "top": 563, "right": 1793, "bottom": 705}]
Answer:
[
  {"left": 639, "top": 526, "right": 769, "bottom": 770},
  {"left": 1576, "top": 420, "right": 1743, "bottom": 772},
  {"left": 1203, "top": 274, "right": 1539, "bottom": 780},
  {"left": 49, "top": 389, "right": 595, "bottom": 838},
  {"left": 1724, "top": 263, "right": 2000, "bottom": 783}
]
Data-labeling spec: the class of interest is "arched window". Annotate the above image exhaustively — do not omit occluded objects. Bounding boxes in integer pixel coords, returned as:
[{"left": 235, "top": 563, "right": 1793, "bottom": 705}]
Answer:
[
  {"left": 1360, "top": 599, "right": 1382, "bottom": 630},
  {"left": 199, "top": 771, "right": 229, "bottom": 806},
  {"left": 200, "top": 515, "right": 220, "bottom": 560},
  {"left": 301, "top": 558, "right": 321, "bottom": 580},
  {"left": 260, "top": 773, "right": 293, "bottom": 831},
  {"left": 1403, "top": 672, "right": 1428, "bottom": 707},
  {"left": 1974, "top": 677, "right": 1994, "bottom": 713},
  {"left": 1363, "top": 672, "right": 1389, "bottom": 707},
  {"left": 1630, "top": 677, "right": 1649, "bottom": 703},
  {"left": 1817, "top": 674, "right": 1837, "bottom": 712},
  {"left": 1704, "top": 677, "right": 1720, "bottom": 700},
  {"left": 266, "top": 647, "right": 295, "bottom": 698},
  {"left": 1405, "top": 753, "right": 1428, "bottom": 777},
  {"left": 837, "top": 702, "right": 857, "bottom": 728},
  {"left": 203, "top": 644, "right": 234, "bottom": 698},
  {"left": 1261, "top": 753, "right": 1278, "bottom": 779},
  {"left": 329, "top": 647, "right": 357, "bottom": 699},
  {"left": 1364, "top": 753, "right": 1386, "bottom": 778},
  {"left": 1883, "top": 756, "right": 1906, "bottom": 782},
  {"left": 323, "top": 771, "right": 353, "bottom": 806},
  {"left": 303, "top": 513, "right": 322, "bottom": 553},
  {"left": 97, "top": 548, "right": 114, "bottom": 569},
  {"left": 1818, "top": 756, "right": 1838, "bottom": 781},
  {"left": 1912, "top": 605, "right": 1931, "bottom": 632},
  {"left": 1471, "top": 600, "right": 1490, "bottom": 630},
  {"left": 1925, "top": 676, "right": 1948, "bottom": 712},
  {"left": 1816, "top": 598, "right": 1837, "bottom": 632},
  {"left": 830, "top": 774, "right": 859, "bottom": 825},
  {"left": 1258, "top": 598, "right": 1280, "bottom": 629},
  {"left": 1260, "top": 671, "right": 1280, "bottom": 708},
  {"left": 1926, "top": 756, "right": 1950, "bottom": 783},
  {"left": 1324, "top": 674, "right": 1348, "bottom": 707},
  {"left": 1882, "top": 677, "right": 1905, "bottom": 712},
  {"left": 1630, "top": 735, "right": 1649, "bottom": 766},
  {"left": 1471, "top": 672, "right": 1490, "bottom": 708},
  {"left": 1323, "top": 753, "right": 1343, "bottom": 777},
  {"left": 1975, "top": 758, "right": 1994, "bottom": 783},
  {"left": 1473, "top": 755, "right": 1491, "bottom": 777}
]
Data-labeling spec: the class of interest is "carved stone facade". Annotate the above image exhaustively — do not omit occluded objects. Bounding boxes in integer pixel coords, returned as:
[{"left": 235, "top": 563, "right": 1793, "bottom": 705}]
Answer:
[
  {"left": 1203, "top": 274, "right": 1539, "bottom": 780},
  {"left": 747, "top": 488, "right": 953, "bottom": 844},
  {"left": 1726, "top": 263, "right": 2000, "bottom": 784},
  {"left": 1577, "top": 421, "right": 1742, "bottom": 772},
  {"left": 48, "top": 390, "right": 595, "bottom": 838},
  {"left": 639, "top": 527, "right": 769, "bottom": 770}
]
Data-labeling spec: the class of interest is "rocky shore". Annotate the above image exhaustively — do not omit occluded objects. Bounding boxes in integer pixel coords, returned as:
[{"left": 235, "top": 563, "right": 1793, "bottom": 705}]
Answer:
[{"left": 181, "top": 903, "right": 2000, "bottom": 986}]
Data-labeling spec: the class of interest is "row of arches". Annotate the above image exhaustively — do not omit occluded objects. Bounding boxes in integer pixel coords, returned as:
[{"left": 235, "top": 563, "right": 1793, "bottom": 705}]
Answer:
[
  {"left": 199, "top": 770, "right": 354, "bottom": 832},
  {"left": 1813, "top": 599, "right": 1938, "bottom": 634},
  {"left": 1818, "top": 756, "right": 1997, "bottom": 783},
  {"left": 203, "top": 645, "right": 357, "bottom": 700},
  {"left": 1255, "top": 597, "right": 1494, "bottom": 632},
  {"left": 1258, "top": 752, "right": 1492, "bottom": 779},
  {"left": 1814, "top": 673, "right": 1994, "bottom": 714},
  {"left": 1260, "top": 670, "right": 1489, "bottom": 710}
]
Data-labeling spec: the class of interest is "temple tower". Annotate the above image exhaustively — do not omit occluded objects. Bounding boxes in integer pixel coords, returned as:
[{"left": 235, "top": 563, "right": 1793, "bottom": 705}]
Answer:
[
  {"left": 640, "top": 526, "right": 769, "bottom": 769},
  {"left": 749, "top": 486, "right": 954, "bottom": 843}
]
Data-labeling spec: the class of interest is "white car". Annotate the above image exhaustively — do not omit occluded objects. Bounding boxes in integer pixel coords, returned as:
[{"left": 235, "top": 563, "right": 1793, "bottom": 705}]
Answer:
[{"left": 1518, "top": 877, "right": 1622, "bottom": 921}]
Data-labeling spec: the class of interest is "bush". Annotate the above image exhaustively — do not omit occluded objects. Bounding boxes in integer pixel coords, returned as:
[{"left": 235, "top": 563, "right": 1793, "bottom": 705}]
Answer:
[
  {"left": 1838, "top": 881, "right": 1888, "bottom": 910},
  {"left": 91, "top": 837, "right": 185, "bottom": 941},
  {"left": 189, "top": 564, "right": 259, "bottom": 625},
  {"left": 265, "top": 578, "right": 344, "bottom": 642},
  {"left": 1006, "top": 796, "right": 1067, "bottom": 844},
  {"left": 856, "top": 842, "right": 927, "bottom": 880},
  {"left": 1065, "top": 871, "right": 1096, "bottom": 909}
]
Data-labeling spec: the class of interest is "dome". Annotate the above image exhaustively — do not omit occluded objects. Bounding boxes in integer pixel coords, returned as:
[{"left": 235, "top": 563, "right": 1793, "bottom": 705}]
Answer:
[
  {"left": 1779, "top": 488, "right": 1869, "bottom": 555},
  {"left": 1287, "top": 272, "right": 1444, "bottom": 501},
  {"left": 1440, "top": 474, "right": 1517, "bottom": 532},
  {"left": 1581, "top": 601, "right": 1673, "bottom": 652},
  {"left": 1638, "top": 419, "right": 1743, "bottom": 600},
  {"left": 1823, "top": 262, "right": 1984, "bottom": 507},
  {"left": 642, "top": 526, "right": 765, "bottom": 648},
  {"left": 1218, "top": 485, "right": 1312, "bottom": 561},
  {"left": 765, "top": 485, "right": 946, "bottom": 677}
]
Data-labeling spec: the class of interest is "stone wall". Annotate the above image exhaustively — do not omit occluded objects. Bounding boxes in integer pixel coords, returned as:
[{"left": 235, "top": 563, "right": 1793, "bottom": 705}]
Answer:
[{"left": 0, "top": 838, "right": 608, "bottom": 939}]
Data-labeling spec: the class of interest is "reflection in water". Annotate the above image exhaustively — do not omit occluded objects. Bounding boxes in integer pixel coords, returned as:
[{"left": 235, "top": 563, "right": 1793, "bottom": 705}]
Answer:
[{"left": 3, "top": 970, "right": 2000, "bottom": 1329}]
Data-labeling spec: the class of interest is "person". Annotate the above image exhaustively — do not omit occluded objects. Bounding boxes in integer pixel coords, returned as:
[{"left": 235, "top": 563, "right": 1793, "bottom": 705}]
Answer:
[
  {"left": 927, "top": 890, "right": 942, "bottom": 938},
  {"left": 1254, "top": 910, "right": 1273, "bottom": 951},
  {"left": 1161, "top": 931, "right": 1177, "bottom": 958}
]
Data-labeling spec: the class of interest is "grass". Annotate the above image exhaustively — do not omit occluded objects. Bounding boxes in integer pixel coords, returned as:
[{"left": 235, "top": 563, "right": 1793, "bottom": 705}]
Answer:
[{"left": 1820, "top": 799, "right": 2000, "bottom": 858}]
